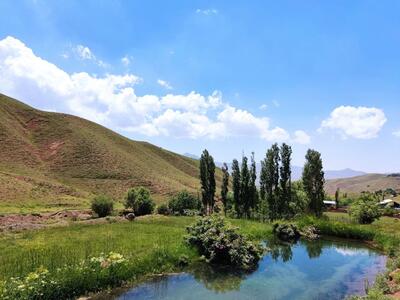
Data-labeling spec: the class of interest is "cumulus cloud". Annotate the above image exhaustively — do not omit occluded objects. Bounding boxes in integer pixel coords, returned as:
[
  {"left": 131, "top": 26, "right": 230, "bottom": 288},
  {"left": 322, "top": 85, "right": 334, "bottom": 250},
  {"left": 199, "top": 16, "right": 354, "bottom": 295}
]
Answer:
[
  {"left": 293, "top": 130, "right": 311, "bottom": 145},
  {"left": 320, "top": 106, "right": 386, "bottom": 139},
  {"left": 0, "top": 36, "right": 307, "bottom": 143},
  {"left": 157, "top": 79, "right": 172, "bottom": 90}
]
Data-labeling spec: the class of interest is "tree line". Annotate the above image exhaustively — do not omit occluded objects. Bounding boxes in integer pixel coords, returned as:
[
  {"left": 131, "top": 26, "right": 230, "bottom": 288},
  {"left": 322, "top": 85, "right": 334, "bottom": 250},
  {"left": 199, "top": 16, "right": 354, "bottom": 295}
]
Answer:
[{"left": 199, "top": 144, "right": 326, "bottom": 220}]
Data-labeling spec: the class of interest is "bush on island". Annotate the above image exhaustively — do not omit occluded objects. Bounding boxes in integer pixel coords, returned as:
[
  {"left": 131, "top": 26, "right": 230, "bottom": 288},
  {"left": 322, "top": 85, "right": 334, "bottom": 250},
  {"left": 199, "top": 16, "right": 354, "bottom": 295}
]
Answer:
[
  {"left": 186, "top": 216, "right": 263, "bottom": 270},
  {"left": 273, "top": 222, "right": 301, "bottom": 242}
]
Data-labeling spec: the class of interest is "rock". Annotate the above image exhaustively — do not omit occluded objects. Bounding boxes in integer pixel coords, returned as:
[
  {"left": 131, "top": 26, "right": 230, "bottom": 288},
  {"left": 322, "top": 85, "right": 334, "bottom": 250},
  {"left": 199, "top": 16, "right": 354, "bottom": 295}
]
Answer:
[{"left": 125, "top": 213, "right": 135, "bottom": 221}]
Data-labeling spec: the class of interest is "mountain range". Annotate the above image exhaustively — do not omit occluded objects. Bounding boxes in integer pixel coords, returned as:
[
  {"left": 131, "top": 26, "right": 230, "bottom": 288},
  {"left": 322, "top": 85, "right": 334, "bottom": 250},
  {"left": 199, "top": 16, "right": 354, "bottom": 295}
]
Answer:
[{"left": 183, "top": 153, "right": 367, "bottom": 180}]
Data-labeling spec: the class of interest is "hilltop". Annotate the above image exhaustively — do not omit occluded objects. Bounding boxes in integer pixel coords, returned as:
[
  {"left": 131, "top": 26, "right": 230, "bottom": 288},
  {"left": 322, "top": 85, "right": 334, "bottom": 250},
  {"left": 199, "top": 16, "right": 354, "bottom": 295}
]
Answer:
[
  {"left": 324, "top": 173, "right": 400, "bottom": 195},
  {"left": 0, "top": 94, "right": 212, "bottom": 213}
]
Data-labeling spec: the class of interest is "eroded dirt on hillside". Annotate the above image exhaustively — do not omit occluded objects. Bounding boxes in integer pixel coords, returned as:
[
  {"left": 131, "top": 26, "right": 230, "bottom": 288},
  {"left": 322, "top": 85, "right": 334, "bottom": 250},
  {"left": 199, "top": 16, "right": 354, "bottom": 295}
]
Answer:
[{"left": 0, "top": 210, "right": 94, "bottom": 232}]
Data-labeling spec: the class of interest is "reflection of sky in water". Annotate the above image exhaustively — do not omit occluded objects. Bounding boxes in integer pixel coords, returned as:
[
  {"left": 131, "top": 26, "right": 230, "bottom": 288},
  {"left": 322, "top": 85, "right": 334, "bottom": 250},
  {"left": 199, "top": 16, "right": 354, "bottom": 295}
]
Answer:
[{"left": 115, "top": 240, "right": 386, "bottom": 300}]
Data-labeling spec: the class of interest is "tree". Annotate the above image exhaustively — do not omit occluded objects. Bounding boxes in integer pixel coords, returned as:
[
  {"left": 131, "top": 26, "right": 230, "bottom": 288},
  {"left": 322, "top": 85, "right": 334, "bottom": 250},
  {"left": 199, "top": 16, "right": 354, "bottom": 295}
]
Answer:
[
  {"left": 232, "top": 159, "right": 241, "bottom": 217},
  {"left": 240, "top": 156, "right": 251, "bottom": 218},
  {"left": 302, "top": 149, "right": 325, "bottom": 217},
  {"left": 349, "top": 194, "right": 381, "bottom": 224},
  {"left": 125, "top": 187, "right": 155, "bottom": 216},
  {"left": 221, "top": 163, "right": 230, "bottom": 216},
  {"left": 200, "top": 149, "right": 216, "bottom": 215},
  {"left": 168, "top": 190, "right": 201, "bottom": 215},
  {"left": 335, "top": 188, "right": 340, "bottom": 209},
  {"left": 260, "top": 143, "right": 280, "bottom": 220},
  {"left": 249, "top": 152, "right": 258, "bottom": 217},
  {"left": 279, "top": 143, "right": 292, "bottom": 218}
]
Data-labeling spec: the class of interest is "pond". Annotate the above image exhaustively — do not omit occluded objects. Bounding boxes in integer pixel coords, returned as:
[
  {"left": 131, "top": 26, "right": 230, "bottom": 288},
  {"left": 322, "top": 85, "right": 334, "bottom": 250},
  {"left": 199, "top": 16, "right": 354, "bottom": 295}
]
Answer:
[{"left": 103, "top": 238, "right": 386, "bottom": 300}]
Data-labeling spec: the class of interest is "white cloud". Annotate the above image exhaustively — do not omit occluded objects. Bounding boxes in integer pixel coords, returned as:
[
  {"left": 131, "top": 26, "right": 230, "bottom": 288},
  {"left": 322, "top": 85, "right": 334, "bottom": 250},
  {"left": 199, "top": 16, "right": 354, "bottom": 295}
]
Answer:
[
  {"left": 293, "top": 130, "right": 311, "bottom": 144},
  {"left": 73, "top": 45, "right": 95, "bottom": 60},
  {"left": 157, "top": 79, "right": 173, "bottom": 90},
  {"left": 121, "top": 55, "right": 131, "bottom": 66},
  {"left": 393, "top": 130, "right": 400, "bottom": 138},
  {"left": 0, "top": 36, "right": 305, "bottom": 143},
  {"left": 69, "top": 44, "right": 107, "bottom": 68},
  {"left": 259, "top": 104, "right": 268, "bottom": 110},
  {"left": 196, "top": 8, "right": 218, "bottom": 15},
  {"left": 320, "top": 106, "right": 387, "bottom": 139}
]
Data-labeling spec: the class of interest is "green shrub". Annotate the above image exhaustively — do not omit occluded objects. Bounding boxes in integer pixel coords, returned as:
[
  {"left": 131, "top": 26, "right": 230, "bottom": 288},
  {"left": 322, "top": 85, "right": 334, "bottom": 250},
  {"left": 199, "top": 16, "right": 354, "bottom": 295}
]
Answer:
[
  {"left": 186, "top": 216, "right": 263, "bottom": 270},
  {"left": 168, "top": 190, "right": 201, "bottom": 215},
  {"left": 273, "top": 222, "right": 301, "bottom": 241},
  {"left": 124, "top": 187, "right": 155, "bottom": 216},
  {"left": 157, "top": 203, "right": 170, "bottom": 215},
  {"left": 91, "top": 195, "right": 114, "bottom": 218},
  {"left": 348, "top": 195, "right": 381, "bottom": 224}
]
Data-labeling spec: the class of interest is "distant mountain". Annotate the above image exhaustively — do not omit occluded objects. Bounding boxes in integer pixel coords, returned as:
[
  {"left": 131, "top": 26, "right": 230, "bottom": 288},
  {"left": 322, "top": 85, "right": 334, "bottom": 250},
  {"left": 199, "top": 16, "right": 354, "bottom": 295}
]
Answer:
[
  {"left": 183, "top": 153, "right": 200, "bottom": 160},
  {"left": 325, "top": 174, "right": 400, "bottom": 195},
  {"left": 210, "top": 160, "right": 366, "bottom": 181}
]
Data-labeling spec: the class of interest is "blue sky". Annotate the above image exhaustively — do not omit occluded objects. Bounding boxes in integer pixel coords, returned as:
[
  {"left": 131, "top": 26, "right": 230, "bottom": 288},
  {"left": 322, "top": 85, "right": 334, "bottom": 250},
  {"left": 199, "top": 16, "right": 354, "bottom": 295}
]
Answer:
[{"left": 0, "top": 0, "right": 399, "bottom": 172}]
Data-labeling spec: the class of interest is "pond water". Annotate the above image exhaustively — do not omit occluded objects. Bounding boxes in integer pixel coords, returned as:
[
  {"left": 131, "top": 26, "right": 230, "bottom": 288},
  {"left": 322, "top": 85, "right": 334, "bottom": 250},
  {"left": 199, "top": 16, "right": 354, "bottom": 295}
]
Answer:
[{"left": 110, "top": 239, "right": 386, "bottom": 300}]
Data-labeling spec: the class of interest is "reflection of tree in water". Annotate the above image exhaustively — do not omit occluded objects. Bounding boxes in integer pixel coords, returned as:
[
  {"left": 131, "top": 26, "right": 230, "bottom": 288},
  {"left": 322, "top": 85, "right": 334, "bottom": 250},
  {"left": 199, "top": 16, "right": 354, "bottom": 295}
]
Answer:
[
  {"left": 267, "top": 238, "right": 294, "bottom": 262},
  {"left": 267, "top": 238, "right": 326, "bottom": 261},
  {"left": 301, "top": 239, "right": 323, "bottom": 259},
  {"left": 189, "top": 263, "right": 250, "bottom": 293}
]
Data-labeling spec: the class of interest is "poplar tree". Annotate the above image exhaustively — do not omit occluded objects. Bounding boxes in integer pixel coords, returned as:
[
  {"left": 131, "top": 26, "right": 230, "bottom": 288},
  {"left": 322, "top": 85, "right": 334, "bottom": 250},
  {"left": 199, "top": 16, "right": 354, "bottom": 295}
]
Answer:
[
  {"left": 241, "top": 156, "right": 251, "bottom": 218},
  {"left": 231, "top": 159, "right": 241, "bottom": 217},
  {"left": 302, "top": 149, "right": 325, "bottom": 217},
  {"left": 249, "top": 152, "right": 258, "bottom": 217},
  {"left": 279, "top": 143, "right": 292, "bottom": 218},
  {"left": 199, "top": 149, "right": 216, "bottom": 215},
  {"left": 260, "top": 143, "right": 280, "bottom": 220},
  {"left": 221, "top": 163, "right": 229, "bottom": 216}
]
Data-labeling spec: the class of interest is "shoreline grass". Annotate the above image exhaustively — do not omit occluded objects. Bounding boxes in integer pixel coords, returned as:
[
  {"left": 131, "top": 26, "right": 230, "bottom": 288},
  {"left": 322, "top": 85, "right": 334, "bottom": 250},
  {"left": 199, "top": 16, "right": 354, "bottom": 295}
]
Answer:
[{"left": 1, "top": 214, "right": 399, "bottom": 299}]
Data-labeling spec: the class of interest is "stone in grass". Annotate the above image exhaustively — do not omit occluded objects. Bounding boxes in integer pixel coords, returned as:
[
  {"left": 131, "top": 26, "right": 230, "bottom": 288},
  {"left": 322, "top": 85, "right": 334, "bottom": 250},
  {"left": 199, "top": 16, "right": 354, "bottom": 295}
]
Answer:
[{"left": 125, "top": 213, "right": 136, "bottom": 221}]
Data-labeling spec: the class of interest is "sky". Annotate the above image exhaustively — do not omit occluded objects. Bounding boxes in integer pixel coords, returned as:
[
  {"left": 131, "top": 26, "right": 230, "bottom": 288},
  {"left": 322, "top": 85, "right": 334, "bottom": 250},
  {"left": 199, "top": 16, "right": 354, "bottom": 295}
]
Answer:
[{"left": 0, "top": 0, "right": 399, "bottom": 173}]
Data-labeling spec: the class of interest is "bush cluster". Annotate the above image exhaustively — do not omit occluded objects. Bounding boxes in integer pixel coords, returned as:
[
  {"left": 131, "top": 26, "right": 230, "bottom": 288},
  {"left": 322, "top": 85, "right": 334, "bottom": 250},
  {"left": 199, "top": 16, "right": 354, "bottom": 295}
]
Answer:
[
  {"left": 186, "top": 216, "right": 263, "bottom": 270},
  {"left": 168, "top": 190, "right": 201, "bottom": 215},
  {"left": 156, "top": 203, "right": 170, "bottom": 215},
  {"left": 272, "top": 223, "right": 301, "bottom": 241},
  {"left": 91, "top": 195, "right": 114, "bottom": 217},
  {"left": 125, "top": 187, "right": 155, "bottom": 216},
  {"left": 348, "top": 195, "right": 381, "bottom": 224}
]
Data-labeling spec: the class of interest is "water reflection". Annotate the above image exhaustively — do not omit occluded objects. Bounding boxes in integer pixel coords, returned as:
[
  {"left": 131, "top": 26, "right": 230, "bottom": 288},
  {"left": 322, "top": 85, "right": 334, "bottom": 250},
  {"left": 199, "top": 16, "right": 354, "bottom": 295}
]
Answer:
[{"left": 102, "top": 238, "right": 386, "bottom": 300}]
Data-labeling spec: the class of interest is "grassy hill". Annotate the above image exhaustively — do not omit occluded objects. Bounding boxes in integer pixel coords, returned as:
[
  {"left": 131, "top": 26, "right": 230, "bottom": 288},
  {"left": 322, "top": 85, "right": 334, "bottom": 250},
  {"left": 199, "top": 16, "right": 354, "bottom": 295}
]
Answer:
[
  {"left": 0, "top": 94, "right": 214, "bottom": 213},
  {"left": 325, "top": 173, "right": 400, "bottom": 195}
]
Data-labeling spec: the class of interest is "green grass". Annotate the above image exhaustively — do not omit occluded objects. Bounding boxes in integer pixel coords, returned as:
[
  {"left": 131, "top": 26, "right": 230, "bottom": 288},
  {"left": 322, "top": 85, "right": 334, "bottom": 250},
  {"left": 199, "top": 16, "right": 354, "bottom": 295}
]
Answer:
[{"left": 0, "top": 216, "right": 272, "bottom": 281}]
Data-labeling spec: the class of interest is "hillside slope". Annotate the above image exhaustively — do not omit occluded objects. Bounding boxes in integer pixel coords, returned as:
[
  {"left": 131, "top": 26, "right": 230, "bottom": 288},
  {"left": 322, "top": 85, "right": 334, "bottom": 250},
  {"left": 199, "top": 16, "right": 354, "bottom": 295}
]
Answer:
[
  {"left": 325, "top": 173, "right": 400, "bottom": 195},
  {"left": 0, "top": 94, "right": 209, "bottom": 213}
]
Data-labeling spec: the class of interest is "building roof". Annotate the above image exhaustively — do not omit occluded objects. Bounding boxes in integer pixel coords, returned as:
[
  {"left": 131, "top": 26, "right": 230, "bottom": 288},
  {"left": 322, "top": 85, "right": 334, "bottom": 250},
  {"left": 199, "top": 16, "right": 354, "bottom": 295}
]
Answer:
[{"left": 323, "top": 200, "right": 336, "bottom": 205}]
